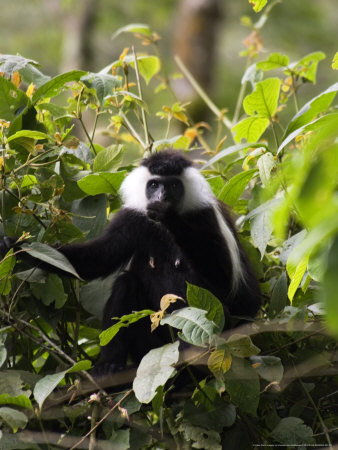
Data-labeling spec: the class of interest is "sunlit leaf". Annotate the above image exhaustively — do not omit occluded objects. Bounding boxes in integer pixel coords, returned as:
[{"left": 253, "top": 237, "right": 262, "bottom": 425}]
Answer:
[
  {"left": 133, "top": 342, "right": 179, "bottom": 404},
  {"left": 243, "top": 78, "right": 281, "bottom": 118},
  {"left": 257, "top": 53, "right": 289, "bottom": 71},
  {"left": 0, "top": 407, "right": 28, "bottom": 433},
  {"left": 161, "top": 307, "right": 218, "bottom": 347},
  {"left": 332, "top": 52, "right": 338, "bottom": 70},
  {"left": 77, "top": 171, "right": 126, "bottom": 195},
  {"left": 112, "top": 23, "right": 153, "bottom": 40},
  {"left": 208, "top": 346, "right": 232, "bottom": 379},
  {"left": 218, "top": 169, "right": 257, "bottom": 206},
  {"left": 249, "top": 0, "right": 267, "bottom": 13},
  {"left": 99, "top": 310, "right": 153, "bottom": 346},
  {"left": 226, "top": 334, "right": 260, "bottom": 358},
  {"left": 232, "top": 116, "right": 270, "bottom": 142},
  {"left": 186, "top": 283, "right": 225, "bottom": 331}
]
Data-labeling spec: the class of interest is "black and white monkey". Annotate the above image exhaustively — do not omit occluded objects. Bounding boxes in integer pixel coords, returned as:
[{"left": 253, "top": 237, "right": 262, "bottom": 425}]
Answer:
[{"left": 1, "top": 150, "right": 261, "bottom": 373}]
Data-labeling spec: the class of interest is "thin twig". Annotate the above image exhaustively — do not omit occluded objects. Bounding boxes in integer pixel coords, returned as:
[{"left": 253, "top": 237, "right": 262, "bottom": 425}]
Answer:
[
  {"left": 120, "top": 111, "right": 146, "bottom": 149},
  {"left": 174, "top": 55, "right": 233, "bottom": 131},
  {"left": 132, "top": 46, "right": 150, "bottom": 149},
  {"left": 69, "top": 389, "right": 133, "bottom": 450}
]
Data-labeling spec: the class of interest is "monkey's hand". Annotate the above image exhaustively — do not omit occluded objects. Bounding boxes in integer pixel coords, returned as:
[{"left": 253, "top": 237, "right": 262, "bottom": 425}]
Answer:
[{"left": 147, "top": 201, "right": 171, "bottom": 222}]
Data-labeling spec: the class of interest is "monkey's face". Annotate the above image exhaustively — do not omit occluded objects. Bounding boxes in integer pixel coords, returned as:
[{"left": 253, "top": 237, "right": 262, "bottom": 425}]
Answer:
[{"left": 146, "top": 176, "right": 184, "bottom": 220}]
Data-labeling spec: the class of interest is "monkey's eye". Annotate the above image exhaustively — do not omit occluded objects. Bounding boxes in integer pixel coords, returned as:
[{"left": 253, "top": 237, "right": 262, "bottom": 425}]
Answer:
[{"left": 149, "top": 180, "right": 159, "bottom": 189}]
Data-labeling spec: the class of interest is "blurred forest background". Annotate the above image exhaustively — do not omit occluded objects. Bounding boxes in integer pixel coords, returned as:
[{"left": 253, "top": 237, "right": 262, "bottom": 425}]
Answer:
[{"left": 1, "top": 0, "right": 337, "bottom": 130}]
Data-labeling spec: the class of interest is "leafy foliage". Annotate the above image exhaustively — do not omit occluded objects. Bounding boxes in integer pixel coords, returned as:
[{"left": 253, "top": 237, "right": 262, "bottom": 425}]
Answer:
[{"left": 0, "top": 1, "right": 337, "bottom": 448}]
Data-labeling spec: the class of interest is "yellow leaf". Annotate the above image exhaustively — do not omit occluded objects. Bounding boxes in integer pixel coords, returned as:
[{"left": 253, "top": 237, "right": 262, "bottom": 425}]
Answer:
[
  {"left": 12, "top": 71, "right": 21, "bottom": 87},
  {"left": 160, "top": 294, "right": 185, "bottom": 312},
  {"left": 26, "top": 83, "right": 36, "bottom": 98},
  {"left": 208, "top": 347, "right": 232, "bottom": 379},
  {"left": 119, "top": 47, "right": 130, "bottom": 61},
  {"left": 173, "top": 112, "right": 189, "bottom": 126},
  {"left": 150, "top": 310, "right": 164, "bottom": 332},
  {"left": 0, "top": 157, "right": 4, "bottom": 170}
]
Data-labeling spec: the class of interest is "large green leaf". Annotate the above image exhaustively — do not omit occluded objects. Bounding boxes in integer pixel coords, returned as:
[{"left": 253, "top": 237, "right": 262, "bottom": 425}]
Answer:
[
  {"left": 232, "top": 116, "right": 270, "bottom": 142},
  {"left": 0, "top": 394, "right": 32, "bottom": 410},
  {"left": 133, "top": 342, "right": 179, "bottom": 404},
  {"left": 33, "top": 360, "right": 91, "bottom": 409},
  {"left": 284, "top": 82, "right": 338, "bottom": 138},
  {"left": 77, "top": 171, "right": 126, "bottom": 195},
  {"left": 186, "top": 283, "right": 225, "bottom": 331},
  {"left": 99, "top": 310, "right": 154, "bottom": 346},
  {"left": 256, "top": 53, "right": 290, "bottom": 71},
  {"left": 161, "top": 307, "right": 218, "bottom": 347},
  {"left": 218, "top": 169, "right": 257, "bottom": 206},
  {"left": 7, "top": 130, "right": 50, "bottom": 143},
  {"left": 243, "top": 78, "right": 281, "bottom": 118},
  {"left": 270, "top": 417, "right": 314, "bottom": 445},
  {"left": 202, "top": 143, "right": 267, "bottom": 168},
  {"left": 250, "top": 207, "right": 273, "bottom": 259},
  {"left": 93, "top": 144, "right": 124, "bottom": 172},
  {"left": 0, "top": 54, "right": 39, "bottom": 73},
  {"left": 223, "top": 357, "right": 260, "bottom": 416},
  {"left": 31, "top": 273, "right": 67, "bottom": 309},
  {"left": 22, "top": 242, "right": 80, "bottom": 278},
  {"left": 123, "top": 55, "right": 161, "bottom": 84},
  {"left": 0, "top": 249, "right": 16, "bottom": 295},
  {"left": 287, "top": 51, "right": 326, "bottom": 83},
  {"left": 81, "top": 72, "right": 121, "bottom": 106},
  {"left": 0, "top": 77, "right": 29, "bottom": 122},
  {"left": 32, "top": 70, "right": 87, "bottom": 104},
  {"left": 226, "top": 334, "right": 260, "bottom": 358},
  {"left": 0, "top": 407, "right": 28, "bottom": 433}
]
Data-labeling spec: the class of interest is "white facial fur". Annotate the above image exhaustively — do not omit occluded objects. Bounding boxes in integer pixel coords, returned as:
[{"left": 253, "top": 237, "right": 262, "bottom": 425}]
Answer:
[{"left": 119, "top": 164, "right": 243, "bottom": 289}]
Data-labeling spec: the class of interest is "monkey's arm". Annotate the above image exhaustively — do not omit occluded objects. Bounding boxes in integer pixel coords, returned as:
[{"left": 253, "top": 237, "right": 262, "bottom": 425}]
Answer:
[{"left": 0, "top": 209, "right": 146, "bottom": 281}]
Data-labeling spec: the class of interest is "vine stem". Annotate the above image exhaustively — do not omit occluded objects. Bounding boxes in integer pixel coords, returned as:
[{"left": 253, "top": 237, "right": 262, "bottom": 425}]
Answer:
[
  {"left": 120, "top": 111, "right": 146, "bottom": 149},
  {"left": 132, "top": 46, "right": 151, "bottom": 150},
  {"left": 233, "top": 56, "right": 251, "bottom": 124},
  {"left": 69, "top": 389, "right": 133, "bottom": 450},
  {"left": 174, "top": 55, "right": 233, "bottom": 131}
]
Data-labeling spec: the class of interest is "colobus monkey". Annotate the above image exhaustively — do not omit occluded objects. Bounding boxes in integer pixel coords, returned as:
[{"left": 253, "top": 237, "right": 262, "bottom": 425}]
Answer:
[{"left": 1, "top": 150, "right": 260, "bottom": 373}]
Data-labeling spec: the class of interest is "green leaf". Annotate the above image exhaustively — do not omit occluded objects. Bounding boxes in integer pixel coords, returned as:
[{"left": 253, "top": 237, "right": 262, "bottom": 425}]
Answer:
[
  {"left": 161, "top": 307, "right": 218, "bottom": 347},
  {"left": 152, "top": 135, "right": 191, "bottom": 151},
  {"left": 0, "top": 54, "right": 39, "bottom": 74},
  {"left": 257, "top": 152, "right": 276, "bottom": 186},
  {"left": 288, "top": 51, "right": 326, "bottom": 83},
  {"left": 226, "top": 334, "right": 260, "bottom": 358},
  {"left": 250, "top": 208, "right": 273, "bottom": 259},
  {"left": 202, "top": 143, "right": 267, "bottom": 168},
  {"left": 72, "top": 194, "right": 107, "bottom": 240},
  {"left": 322, "top": 236, "right": 338, "bottom": 335},
  {"left": 178, "top": 422, "right": 222, "bottom": 450},
  {"left": 287, "top": 254, "right": 309, "bottom": 302},
  {"left": 93, "top": 144, "right": 124, "bottom": 172},
  {"left": 124, "top": 55, "right": 161, "bottom": 85},
  {"left": 32, "top": 70, "right": 87, "bottom": 104},
  {"left": 257, "top": 53, "right": 289, "bottom": 71},
  {"left": 232, "top": 116, "right": 270, "bottom": 142},
  {"left": 208, "top": 346, "right": 232, "bottom": 379},
  {"left": 249, "top": 0, "right": 267, "bottom": 12},
  {"left": 250, "top": 355, "right": 284, "bottom": 382},
  {"left": 81, "top": 72, "right": 121, "bottom": 105},
  {"left": 278, "top": 112, "right": 338, "bottom": 153},
  {"left": 0, "top": 77, "right": 29, "bottom": 122},
  {"left": 31, "top": 273, "right": 67, "bottom": 309},
  {"left": 243, "top": 78, "right": 281, "bottom": 118},
  {"left": 269, "top": 272, "right": 288, "bottom": 316},
  {"left": 133, "top": 342, "right": 179, "bottom": 404},
  {"left": 271, "top": 417, "right": 314, "bottom": 445},
  {"left": 33, "top": 360, "right": 91, "bottom": 409},
  {"left": 112, "top": 23, "right": 153, "bottom": 40},
  {"left": 77, "top": 171, "right": 126, "bottom": 195},
  {"left": 218, "top": 169, "right": 257, "bottom": 206},
  {"left": 0, "top": 394, "right": 32, "bottom": 410},
  {"left": 0, "top": 407, "right": 28, "bottom": 433},
  {"left": 0, "top": 249, "right": 16, "bottom": 295},
  {"left": 332, "top": 52, "right": 338, "bottom": 70},
  {"left": 99, "top": 310, "right": 154, "bottom": 346},
  {"left": 22, "top": 242, "right": 80, "bottom": 278},
  {"left": 223, "top": 357, "right": 260, "bottom": 416},
  {"left": 7, "top": 130, "right": 50, "bottom": 143},
  {"left": 186, "top": 283, "right": 225, "bottom": 331},
  {"left": 283, "top": 82, "right": 338, "bottom": 138}
]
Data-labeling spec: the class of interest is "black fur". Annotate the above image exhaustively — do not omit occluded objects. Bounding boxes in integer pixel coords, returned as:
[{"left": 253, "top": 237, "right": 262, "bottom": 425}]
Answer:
[
  {"left": 0, "top": 151, "right": 261, "bottom": 373},
  {"left": 141, "top": 150, "right": 192, "bottom": 176}
]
